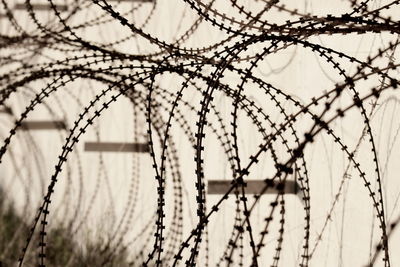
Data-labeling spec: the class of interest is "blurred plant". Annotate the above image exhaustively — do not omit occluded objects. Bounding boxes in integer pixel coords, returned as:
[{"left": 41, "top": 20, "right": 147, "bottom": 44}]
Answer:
[{"left": 0, "top": 190, "right": 131, "bottom": 267}]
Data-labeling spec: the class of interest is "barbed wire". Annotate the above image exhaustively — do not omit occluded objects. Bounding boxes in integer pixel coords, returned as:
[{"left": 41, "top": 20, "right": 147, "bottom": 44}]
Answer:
[{"left": 0, "top": 0, "right": 400, "bottom": 266}]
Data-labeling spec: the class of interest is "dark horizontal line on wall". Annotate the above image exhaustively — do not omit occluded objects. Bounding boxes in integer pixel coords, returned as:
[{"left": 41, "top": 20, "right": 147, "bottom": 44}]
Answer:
[
  {"left": 84, "top": 142, "right": 149, "bottom": 153},
  {"left": 0, "top": 107, "right": 12, "bottom": 115},
  {"left": 14, "top": 3, "right": 69, "bottom": 11},
  {"left": 19, "top": 120, "right": 66, "bottom": 130},
  {"left": 207, "top": 179, "right": 300, "bottom": 195}
]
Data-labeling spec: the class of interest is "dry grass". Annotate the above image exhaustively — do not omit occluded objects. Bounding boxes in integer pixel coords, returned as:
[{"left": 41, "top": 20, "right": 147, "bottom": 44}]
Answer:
[{"left": 0, "top": 191, "right": 132, "bottom": 267}]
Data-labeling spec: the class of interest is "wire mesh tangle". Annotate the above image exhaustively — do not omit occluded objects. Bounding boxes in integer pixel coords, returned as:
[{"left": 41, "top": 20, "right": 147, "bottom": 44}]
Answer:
[{"left": 0, "top": 0, "right": 400, "bottom": 266}]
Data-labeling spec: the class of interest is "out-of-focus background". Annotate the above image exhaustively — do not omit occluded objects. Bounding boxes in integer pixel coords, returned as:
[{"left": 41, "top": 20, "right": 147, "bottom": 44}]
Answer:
[{"left": 0, "top": 0, "right": 400, "bottom": 266}]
